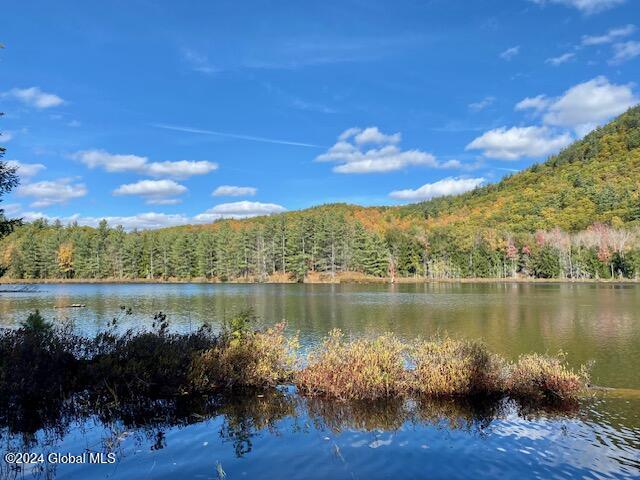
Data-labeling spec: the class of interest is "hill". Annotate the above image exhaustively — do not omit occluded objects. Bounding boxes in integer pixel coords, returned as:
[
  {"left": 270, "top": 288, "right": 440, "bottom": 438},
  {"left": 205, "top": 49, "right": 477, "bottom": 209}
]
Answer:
[
  {"left": 398, "top": 104, "right": 640, "bottom": 232},
  {"left": 1, "top": 106, "right": 639, "bottom": 282}
]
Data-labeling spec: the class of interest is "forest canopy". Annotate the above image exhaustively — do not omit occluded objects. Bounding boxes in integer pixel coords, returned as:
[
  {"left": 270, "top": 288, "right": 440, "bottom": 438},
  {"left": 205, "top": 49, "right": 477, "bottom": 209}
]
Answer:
[{"left": 1, "top": 105, "right": 639, "bottom": 282}]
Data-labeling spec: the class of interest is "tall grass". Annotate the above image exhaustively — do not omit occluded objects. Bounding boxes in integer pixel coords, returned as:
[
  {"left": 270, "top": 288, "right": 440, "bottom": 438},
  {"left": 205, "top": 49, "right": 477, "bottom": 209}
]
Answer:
[
  {"left": 296, "top": 330, "right": 408, "bottom": 400},
  {"left": 506, "top": 353, "right": 588, "bottom": 402},
  {"left": 410, "top": 338, "right": 506, "bottom": 396}
]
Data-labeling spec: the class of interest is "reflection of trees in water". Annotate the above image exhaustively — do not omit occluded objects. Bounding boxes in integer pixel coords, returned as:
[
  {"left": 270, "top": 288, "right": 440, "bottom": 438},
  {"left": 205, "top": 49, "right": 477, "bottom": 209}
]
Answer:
[
  {"left": 217, "top": 392, "right": 299, "bottom": 457},
  {"left": 0, "top": 390, "right": 585, "bottom": 476}
]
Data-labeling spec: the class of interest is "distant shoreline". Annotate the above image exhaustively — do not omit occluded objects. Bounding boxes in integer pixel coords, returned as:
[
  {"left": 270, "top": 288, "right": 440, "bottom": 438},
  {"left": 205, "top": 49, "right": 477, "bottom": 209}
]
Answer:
[{"left": 1, "top": 276, "right": 638, "bottom": 285}]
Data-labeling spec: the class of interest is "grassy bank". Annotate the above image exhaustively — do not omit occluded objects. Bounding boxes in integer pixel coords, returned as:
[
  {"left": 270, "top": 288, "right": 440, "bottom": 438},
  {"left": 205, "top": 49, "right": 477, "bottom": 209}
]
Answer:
[{"left": 0, "top": 309, "right": 589, "bottom": 413}]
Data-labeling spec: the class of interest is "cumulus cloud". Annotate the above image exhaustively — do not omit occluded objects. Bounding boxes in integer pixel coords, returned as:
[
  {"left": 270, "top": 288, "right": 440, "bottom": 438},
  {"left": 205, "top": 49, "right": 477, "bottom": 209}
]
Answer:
[
  {"left": 542, "top": 77, "right": 638, "bottom": 133},
  {"left": 113, "top": 179, "right": 187, "bottom": 204},
  {"left": 499, "top": 46, "right": 520, "bottom": 60},
  {"left": 468, "top": 96, "right": 495, "bottom": 112},
  {"left": 515, "top": 77, "right": 638, "bottom": 135},
  {"left": 515, "top": 95, "right": 551, "bottom": 112},
  {"left": 212, "top": 185, "right": 257, "bottom": 197},
  {"left": 546, "top": 52, "right": 575, "bottom": 65},
  {"left": 13, "top": 198, "right": 288, "bottom": 231},
  {"left": 351, "top": 127, "right": 401, "bottom": 145},
  {"left": 193, "top": 201, "right": 286, "bottom": 222},
  {"left": 145, "top": 160, "right": 217, "bottom": 177},
  {"left": 581, "top": 24, "right": 636, "bottom": 45},
  {"left": 18, "top": 211, "right": 192, "bottom": 231},
  {"left": 5, "top": 160, "right": 46, "bottom": 178},
  {"left": 18, "top": 178, "right": 87, "bottom": 208},
  {"left": 531, "top": 0, "right": 625, "bottom": 14},
  {"left": 4, "top": 87, "right": 64, "bottom": 109},
  {"left": 317, "top": 127, "right": 438, "bottom": 174},
  {"left": 466, "top": 126, "right": 573, "bottom": 160},
  {"left": 73, "top": 149, "right": 218, "bottom": 179},
  {"left": 390, "top": 177, "right": 485, "bottom": 201},
  {"left": 610, "top": 41, "right": 640, "bottom": 64}
]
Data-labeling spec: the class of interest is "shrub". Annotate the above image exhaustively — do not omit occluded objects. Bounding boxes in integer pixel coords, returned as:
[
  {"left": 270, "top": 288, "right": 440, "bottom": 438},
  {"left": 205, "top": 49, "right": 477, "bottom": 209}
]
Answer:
[
  {"left": 506, "top": 353, "right": 587, "bottom": 402},
  {"left": 190, "top": 323, "right": 298, "bottom": 392},
  {"left": 410, "top": 338, "right": 506, "bottom": 397},
  {"left": 88, "top": 314, "right": 218, "bottom": 399},
  {"left": 0, "top": 324, "right": 81, "bottom": 406},
  {"left": 296, "top": 330, "right": 408, "bottom": 400},
  {"left": 20, "top": 309, "right": 52, "bottom": 333}
]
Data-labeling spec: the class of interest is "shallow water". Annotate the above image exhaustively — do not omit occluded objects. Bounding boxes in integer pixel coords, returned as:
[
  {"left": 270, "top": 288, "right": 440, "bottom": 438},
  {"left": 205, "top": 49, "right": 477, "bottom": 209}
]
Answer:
[{"left": 0, "top": 282, "right": 639, "bottom": 479}]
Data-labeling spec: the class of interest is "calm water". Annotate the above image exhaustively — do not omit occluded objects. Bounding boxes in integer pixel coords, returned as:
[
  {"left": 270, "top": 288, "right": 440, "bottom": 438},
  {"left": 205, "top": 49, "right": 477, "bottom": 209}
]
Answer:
[{"left": 1, "top": 282, "right": 639, "bottom": 479}]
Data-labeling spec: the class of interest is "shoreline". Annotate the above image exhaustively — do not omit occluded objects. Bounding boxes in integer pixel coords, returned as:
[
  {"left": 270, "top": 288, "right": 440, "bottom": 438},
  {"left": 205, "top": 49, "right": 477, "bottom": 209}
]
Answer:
[{"left": 1, "top": 276, "right": 639, "bottom": 286}]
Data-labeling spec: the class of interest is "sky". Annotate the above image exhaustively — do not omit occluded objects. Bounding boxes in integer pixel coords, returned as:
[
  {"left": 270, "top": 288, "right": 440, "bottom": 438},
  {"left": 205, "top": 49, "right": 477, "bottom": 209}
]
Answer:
[{"left": 1, "top": 0, "right": 639, "bottom": 230}]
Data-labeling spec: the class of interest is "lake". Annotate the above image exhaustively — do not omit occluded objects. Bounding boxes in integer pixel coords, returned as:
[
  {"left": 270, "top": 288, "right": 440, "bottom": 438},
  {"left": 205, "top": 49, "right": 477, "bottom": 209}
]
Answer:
[{"left": 1, "top": 282, "right": 639, "bottom": 479}]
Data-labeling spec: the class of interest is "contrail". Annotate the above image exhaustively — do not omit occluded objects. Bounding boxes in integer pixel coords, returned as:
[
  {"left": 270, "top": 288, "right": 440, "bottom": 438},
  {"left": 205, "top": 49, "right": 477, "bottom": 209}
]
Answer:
[{"left": 152, "top": 123, "right": 323, "bottom": 148}]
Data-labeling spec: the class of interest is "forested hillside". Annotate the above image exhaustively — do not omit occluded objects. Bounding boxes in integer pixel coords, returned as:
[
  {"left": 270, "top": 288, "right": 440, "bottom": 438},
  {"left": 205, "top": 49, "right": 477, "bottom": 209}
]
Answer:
[{"left": 2, "top": 106, "right": 640, "bottom": 282}]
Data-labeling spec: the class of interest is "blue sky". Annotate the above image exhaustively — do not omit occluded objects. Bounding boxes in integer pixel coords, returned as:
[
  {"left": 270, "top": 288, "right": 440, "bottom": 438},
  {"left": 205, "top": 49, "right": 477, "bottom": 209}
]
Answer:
[{"left": 1, "top": 0, "right": 639, "bottom": 229}]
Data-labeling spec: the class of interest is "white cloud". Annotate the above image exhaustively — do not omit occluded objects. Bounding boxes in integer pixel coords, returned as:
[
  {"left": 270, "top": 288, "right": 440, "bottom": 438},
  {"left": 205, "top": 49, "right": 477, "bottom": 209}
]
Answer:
[
  {"left": 581, "top": 24, "right": 636, "bottom": 45},
  {"left": 213, "top": 185, "right": 257, "bottom": 197},
  {"left": 390, "top": 177, "right": 485, "bottom": 201},
  {"left": 1, "top": 131, "right": 13, "bottom": 142},
  {"left": 468, "top": 96, "right": 496, "bottom": 112},
  {"left": 16, "top": 201, "right": 287, "bottom": 231},
  {"left": 4, "top": 87, "right": 64, "bottom": 109},
  {"left": 193, "top": 201, "right": 286, "bottom": 222},
  {"left": 5, "top": 160, "right": 46, "bottom": 178},
  {"left": 531, "top": 0, "right": 625, "bottom": 14},
  {"left": 542, "top": 77, "right": 638, "bottom": 133},
  {"left": 500, "top": 46, "right": 520, "bottom": 60},
  {"left": 18, "top": 178, "right": 87, "bottom": 208},
  {"left": 546, "top": 52, "right": 575, "bottom": 65},
  {"left": 440, "top": 159, "right": 463, "bottom": 169},
  {"left": 75, "top": 150, "right": 147, "bottom": 172},
  {"left": 466, "top": 126, "right": 573, "bottom": 160},
  {"left": 74, "top": 150, "right": 218, "bottom": 179},
  {"left": 610, "top": 41, "right": 640, "bottom": 64},
  {"left": 19, "top": 211, "right": 192, "bottom": 231},
  {"left": 317, "top": 127, "right": 438, "bottom": 174},
  {"left": 515, "top": 95, "right": 551, "bottom": 112},
  {"left": 350, "top": 127, "right": 401, "bottom": 145},
  {"left": 2, "top": 203, "right": 22, "bottom": 217},
  {"left": 145, "top": 160, "right": 218, "bottom": 178},
  {"left": 113, "top": 179, "right": 187, "bottom": 204}
]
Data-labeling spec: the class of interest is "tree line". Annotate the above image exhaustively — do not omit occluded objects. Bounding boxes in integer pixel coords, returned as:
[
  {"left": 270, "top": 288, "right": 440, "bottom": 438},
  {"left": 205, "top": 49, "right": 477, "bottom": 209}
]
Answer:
[{"left": 2, "top": 210, "right": 639, "bottom": 281}]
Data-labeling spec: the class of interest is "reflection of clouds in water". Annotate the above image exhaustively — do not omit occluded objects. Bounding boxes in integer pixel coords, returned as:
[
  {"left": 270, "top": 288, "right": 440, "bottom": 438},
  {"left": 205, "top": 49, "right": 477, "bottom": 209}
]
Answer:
[
  {"left": 491, "top": 415, "right": 638, "bottom": 478},
  {"left": 368, "top": 435, "right": 393, "bottom": 449}
]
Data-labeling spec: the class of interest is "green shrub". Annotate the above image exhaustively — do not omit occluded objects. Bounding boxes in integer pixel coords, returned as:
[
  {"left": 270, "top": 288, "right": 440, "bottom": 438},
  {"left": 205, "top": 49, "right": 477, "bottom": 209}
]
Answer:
[
  {"left": 88, "top": 314, "right": 217, "bottom": 399},
  {"left": 0, "top": 322, "right": 81, "bottom": 406},
  {"left": 20, "top": 309, "right": 52, "bottom": 333},
  {"left": 190, "top": 323, "right": 298, "bottom": 392}
]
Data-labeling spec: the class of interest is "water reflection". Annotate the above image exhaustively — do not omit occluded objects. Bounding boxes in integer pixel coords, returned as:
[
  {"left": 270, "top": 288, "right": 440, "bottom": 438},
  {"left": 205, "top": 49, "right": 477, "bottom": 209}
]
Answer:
[{"left": 2, "top": 390, "right": 638, "bottom": 480}]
